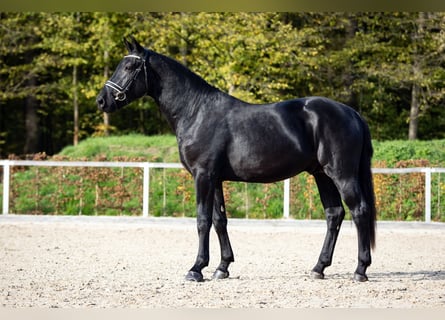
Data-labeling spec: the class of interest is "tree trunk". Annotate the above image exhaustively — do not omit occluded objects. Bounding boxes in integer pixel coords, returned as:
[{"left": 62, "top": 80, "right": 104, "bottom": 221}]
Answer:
[
  {"left": 24, "top": 78, "right": 39, "bottom": 154},
  {"left": 408, "top": 12, "right": 427, "bottom": 140},
  {"left": 103, "top": 49, "right": 110, "bottom": 136},
  {"left": 73, "top": 64, "right": 79, "bottom": 146},
  {"left": 73, "top": 12, "right": 80, "bottom": 145},
  {"left": 408, "top": 82, "right": 420, "bottom": 140},
  {"left": 345, "top": 14, "right": 359, "bottom": 109}
]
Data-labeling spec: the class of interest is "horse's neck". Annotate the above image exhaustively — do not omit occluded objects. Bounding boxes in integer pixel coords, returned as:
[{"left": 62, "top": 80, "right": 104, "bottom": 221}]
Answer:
[{"left": 152, "top": 54, "right": 227, "bottom": 133}]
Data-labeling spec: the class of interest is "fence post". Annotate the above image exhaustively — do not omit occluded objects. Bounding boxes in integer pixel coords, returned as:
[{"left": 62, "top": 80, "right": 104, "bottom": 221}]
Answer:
[
  {"left": 283, "top": 178, "right": 290, "bottom": 219},
  {"left": 2, "top": 161, "right": 10, "bottom": 215},
  {"left": 142, "top": 163, "right": 150, "bottom": 217},
  {"left": 424, "top": 168, "right": 431, "bottom": 223}
]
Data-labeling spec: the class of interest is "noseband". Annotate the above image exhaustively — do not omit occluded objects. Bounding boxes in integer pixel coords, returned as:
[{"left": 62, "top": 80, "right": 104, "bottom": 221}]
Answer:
[{"left": 105, "top": 53, "right": 148, "bottom": 101}]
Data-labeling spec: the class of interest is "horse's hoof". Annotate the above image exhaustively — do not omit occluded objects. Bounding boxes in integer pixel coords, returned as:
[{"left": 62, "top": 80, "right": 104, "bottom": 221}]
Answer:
[
  {"left": 311, "top": 270, "right": 325, "bottom": 280},
  {"left": 185, "top": 270, "right": 204, "bottom": 282},
  {"left": 212, "top": 269, "right": 229, "bottom": 280},
  {"left": 353, "top": 272, "right": 368, "bottom": 282}
]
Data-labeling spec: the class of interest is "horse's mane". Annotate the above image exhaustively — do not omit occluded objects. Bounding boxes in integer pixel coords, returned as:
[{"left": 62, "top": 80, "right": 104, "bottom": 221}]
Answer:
[
  {"left": 148, "top": 51, "right": 243, "bottom": 116},
  {"left": 150, "top": 50, "right": 220, "bottom": 94}
]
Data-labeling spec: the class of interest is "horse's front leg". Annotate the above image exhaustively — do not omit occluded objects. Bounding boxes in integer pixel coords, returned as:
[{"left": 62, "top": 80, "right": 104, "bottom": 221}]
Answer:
[
  {"left": 185, "top": 172, "right": 215, "bottom": 282},
  {"left": 212, "top": 181, "right": 234, "bottom": 279}
]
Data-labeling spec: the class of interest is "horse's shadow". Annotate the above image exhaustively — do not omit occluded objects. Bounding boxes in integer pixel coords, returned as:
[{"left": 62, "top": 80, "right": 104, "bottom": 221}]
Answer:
[
  {"left": 195, "top": 270, "right": 445, "bottom": 282},
  {"left": 369, "top": 270, "right": 445, "bottom": 281},
  {"left": 314, "top": 270, "right": 445, "bottom": 282}
]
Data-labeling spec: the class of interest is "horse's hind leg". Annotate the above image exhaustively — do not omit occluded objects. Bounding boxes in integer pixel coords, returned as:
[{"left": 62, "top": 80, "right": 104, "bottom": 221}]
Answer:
[
  {"left": 211, "top": 182, "right": 234, "bottom": 279},
  {"left": 334, "top": 177, "right": 373, "bottom": 282},
  {"left": 311, "top": 172, "right": 345, "bottom": 279}
]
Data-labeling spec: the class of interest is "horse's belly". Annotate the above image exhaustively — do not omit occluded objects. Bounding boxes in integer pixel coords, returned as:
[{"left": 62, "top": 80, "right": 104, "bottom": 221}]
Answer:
[
  {"left": 222, "top": 108, "right": 315, "bottom": 182},
  {"left": 224, "top": 148, "right": 310, "bottom": 183}
]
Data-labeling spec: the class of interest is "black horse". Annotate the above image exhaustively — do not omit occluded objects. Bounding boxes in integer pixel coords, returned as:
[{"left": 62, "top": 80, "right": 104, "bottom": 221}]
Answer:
[{"left": 97, "top": 37, "right": 376, "bottom": 282}]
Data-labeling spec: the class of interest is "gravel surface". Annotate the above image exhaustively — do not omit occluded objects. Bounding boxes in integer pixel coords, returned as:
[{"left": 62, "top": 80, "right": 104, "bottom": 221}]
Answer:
[{"left": 0, "top": 215, "right": 444, "bottom": 308}]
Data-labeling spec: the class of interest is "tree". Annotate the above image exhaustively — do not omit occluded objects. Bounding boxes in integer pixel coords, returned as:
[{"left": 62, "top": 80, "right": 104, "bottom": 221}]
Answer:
[
  {"left": 85, "top": 12, "right": 121, "bottom": 137},
  {"left": 349, "top": 12, "right": 445, "bottom": 140},
  {"left": 39, "top": 12, "right": 91, "bottom": 146},
  {"left": 0, "top": 13, "right": 47, "bottom": 154},
  {"left": 407, "top": 12, "right": 445, "bottom": 140},
  {"left": 1, "top": 12, "right": 445, "bottom": 157},
  {"left": 139, "top": 13, "right": 323, "bottom": 104}
]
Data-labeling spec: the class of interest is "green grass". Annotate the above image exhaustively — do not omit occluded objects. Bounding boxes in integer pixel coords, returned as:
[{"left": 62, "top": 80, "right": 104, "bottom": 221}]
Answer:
[
  {"left": 373, "top": 139, "right": 445, "bottom": 166},
  {"left": 59, "top": 134, "right": 179, "bottom": 162},
  {"left": 59, "top": 134, "right": 445, "bottom": 167},
  {"left": 4, "top": 135, "right": 445, "bottom": 221}
]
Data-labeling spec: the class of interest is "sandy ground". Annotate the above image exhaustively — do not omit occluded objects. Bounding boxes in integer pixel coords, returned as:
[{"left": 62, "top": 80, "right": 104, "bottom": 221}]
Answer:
[{"left": 0, "top": 215, "right": 444, "bottom": 308}]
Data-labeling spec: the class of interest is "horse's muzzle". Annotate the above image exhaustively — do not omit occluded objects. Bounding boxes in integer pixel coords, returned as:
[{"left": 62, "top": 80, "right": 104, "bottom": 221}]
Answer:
[
  {"left": 96, "top": 95, "right": 106, "bottom": 111},
  {"left": 96, "top": 94, "right": 116, "bottom": 113}
]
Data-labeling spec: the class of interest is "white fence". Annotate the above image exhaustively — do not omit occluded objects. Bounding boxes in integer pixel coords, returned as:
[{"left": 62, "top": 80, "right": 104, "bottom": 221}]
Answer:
[
  {"left": 1, "top": 160, "right": 444, "bottom": 222},
  {"left": 1, "top": 160, "right": 182, "bottom": 218}
]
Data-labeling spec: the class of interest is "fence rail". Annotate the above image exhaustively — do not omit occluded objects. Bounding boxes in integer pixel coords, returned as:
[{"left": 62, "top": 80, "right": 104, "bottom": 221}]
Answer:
[{"left": 1, "top": 160, "right": 444, "bottom": 222}]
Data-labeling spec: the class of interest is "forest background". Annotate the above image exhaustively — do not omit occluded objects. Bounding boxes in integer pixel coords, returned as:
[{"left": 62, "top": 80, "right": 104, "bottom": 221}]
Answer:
[{"left": 1, "top": 12, "right": 445, "bottom": 157}]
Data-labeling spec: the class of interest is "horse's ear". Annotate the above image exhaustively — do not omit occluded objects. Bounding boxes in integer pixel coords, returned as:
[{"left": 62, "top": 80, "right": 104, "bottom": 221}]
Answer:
[
  {"left": 129, "top": 36, "right": 144, "bottom": 54},
  {"left": 123, "top": 36, "right": 144, "bottom": 54},
  {"left": 123, "top": 37, "right": 133, "bottom": 53}
]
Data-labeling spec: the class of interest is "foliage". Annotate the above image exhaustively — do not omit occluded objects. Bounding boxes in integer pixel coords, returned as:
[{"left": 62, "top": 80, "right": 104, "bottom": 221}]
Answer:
[
  {"left": 372, "top": 139, "right": 445, "bottom": 166},
  {"left": 2, "top": 135, "right": 444, "bottom": 221},
  {"left": 59, "top": 134, "right": 445, "bottom": 168},
  {"left": 1, "top": 13, "right": 445, "bottom": 157}
]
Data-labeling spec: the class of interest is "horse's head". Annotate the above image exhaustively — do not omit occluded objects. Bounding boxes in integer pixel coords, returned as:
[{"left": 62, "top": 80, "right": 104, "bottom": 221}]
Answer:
[{"left": 96, "top": 36, "right": 149, "bottom": 113}]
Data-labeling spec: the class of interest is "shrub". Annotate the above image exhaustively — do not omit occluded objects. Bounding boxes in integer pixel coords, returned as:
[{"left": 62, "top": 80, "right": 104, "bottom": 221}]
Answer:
[{"left": 3, "top": 135, "right": 445, "bottom": 221}]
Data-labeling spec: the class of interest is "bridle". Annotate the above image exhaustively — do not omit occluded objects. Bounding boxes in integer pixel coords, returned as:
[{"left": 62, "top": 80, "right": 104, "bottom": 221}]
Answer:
[{"left": 105, "top": 52, "right": 149, "bottom": 101}]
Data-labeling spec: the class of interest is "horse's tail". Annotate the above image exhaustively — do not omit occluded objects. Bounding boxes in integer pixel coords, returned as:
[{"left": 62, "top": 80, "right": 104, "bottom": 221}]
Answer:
[{"left": 359, "top": 118, "right": 377, "bottom": 250}]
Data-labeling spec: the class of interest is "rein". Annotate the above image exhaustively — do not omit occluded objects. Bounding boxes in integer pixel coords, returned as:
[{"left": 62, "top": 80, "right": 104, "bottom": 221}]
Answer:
[{"left": 105, "top": 53, "right": 149, "bottom": 101}]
